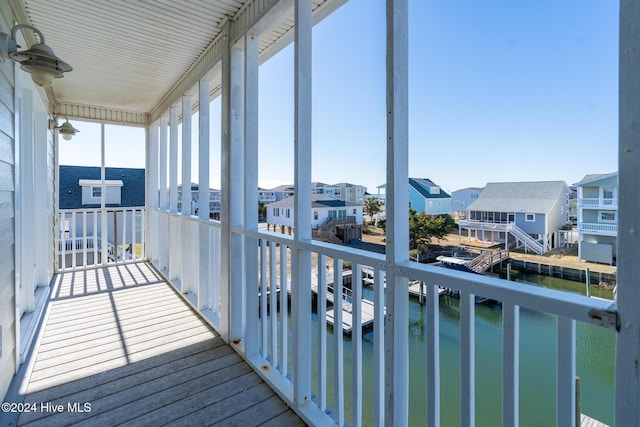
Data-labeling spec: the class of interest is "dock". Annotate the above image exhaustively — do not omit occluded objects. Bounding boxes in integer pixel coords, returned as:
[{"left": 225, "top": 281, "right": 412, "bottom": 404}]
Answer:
[
  {"left": 580, "top": 414, "right": 609, "bottom": 427},
  {"left": 325, "top": 298, "right": 376, "bottom": 335}
]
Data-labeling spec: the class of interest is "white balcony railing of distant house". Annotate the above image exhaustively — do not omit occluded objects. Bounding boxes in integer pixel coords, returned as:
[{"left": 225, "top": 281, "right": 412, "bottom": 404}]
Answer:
[
  {"left": 579, "top": 222, "right": 619, "bottom": 234},
  {"left": 56, "top": 207, "right": 146, "bottom": 271},
  {"left": 147, "top": 208, "right": 617, "bottom": 427},
  {"left": 579, "top": 198, "right": 618, "bottom": 209}
]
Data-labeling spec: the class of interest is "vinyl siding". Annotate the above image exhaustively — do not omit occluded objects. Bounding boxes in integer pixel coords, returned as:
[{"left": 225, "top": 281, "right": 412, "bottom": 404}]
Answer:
[{"left": 0, "top": 9, "right": 16, "bottom": 402}]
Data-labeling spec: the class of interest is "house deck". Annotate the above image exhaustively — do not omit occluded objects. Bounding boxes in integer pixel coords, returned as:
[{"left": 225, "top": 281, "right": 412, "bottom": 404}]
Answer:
[{"left": 11, "top": 262, "right": 305, "bottom": 427}]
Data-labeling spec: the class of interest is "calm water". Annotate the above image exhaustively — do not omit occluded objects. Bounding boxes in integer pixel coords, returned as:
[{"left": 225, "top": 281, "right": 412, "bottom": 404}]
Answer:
[{"left": 276, "top": 271, "right": 615, "bottom": 426}]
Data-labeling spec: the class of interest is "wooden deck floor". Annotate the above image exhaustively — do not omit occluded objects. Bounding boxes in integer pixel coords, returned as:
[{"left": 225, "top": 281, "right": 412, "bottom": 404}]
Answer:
[{"left": 14, "top": 262, "right": 305, "bottom": 427}]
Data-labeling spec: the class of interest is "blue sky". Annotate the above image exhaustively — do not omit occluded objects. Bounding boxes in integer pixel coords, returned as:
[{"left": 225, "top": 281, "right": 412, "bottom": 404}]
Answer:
[{"left": 61, "top": 0, "right": 619, "bottom": 195}]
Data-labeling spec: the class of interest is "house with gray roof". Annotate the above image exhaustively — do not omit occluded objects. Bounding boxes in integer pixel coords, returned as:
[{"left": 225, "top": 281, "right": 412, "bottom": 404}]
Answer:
[
  {"left": 459, "top": 181, "right": 571, "bottom": 254},
  {"left": 451, "top": 187, "right": 483, "bottom": 219}
]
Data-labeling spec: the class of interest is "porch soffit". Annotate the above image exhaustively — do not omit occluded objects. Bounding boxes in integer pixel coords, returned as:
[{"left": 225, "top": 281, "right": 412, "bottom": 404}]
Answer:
[{"left": 11, "top": 0, "right": 345, "bottom": 126}]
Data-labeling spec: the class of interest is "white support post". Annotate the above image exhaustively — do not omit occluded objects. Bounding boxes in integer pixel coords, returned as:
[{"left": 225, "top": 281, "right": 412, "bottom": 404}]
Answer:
[
  {"left": 616, "top": 2, "right": 640, "bottom": 425},
  {"left": 100, "top": 123, "right": 108, "bottom": 265},
  {"left": 229, "top": 39, "right": 245, "bottom": 343},
  {"left": 292, "top": 0, "right": 313, "bottom": 408},
  {"left": 385, "top": 0, "right": 409, "bottom": 425},
  {"left": 169, "top": 105, "right": 179, "bottom": 215},
  {"left": 169, "top": 104, "right": 180, "bottom": 282},
  {"left": 220, "top": 23, "right": 232, "bottom": 342},
  {"left": 159, "top": 114, "right": 168, "bottom": 211},
  {"left": 556, "top": 316, "right": 576, "bottom": 427},
  {"left": 244, "top": 33, "right": 260, "bottom": 357},
  {"left": 181, "top": 94, "right": 192, "bottom": 217},
  {"left": 181, "top": 94, "right": 193, "bottom": 291},
  {"left": 198, "top": 78, "right": 211, "bottom": 312},
  {"left": 148, "top": 122, "right": 159, "bottom": 263},
  {"left": 317, "top": 255, "right": 327, "bottom": 412}
]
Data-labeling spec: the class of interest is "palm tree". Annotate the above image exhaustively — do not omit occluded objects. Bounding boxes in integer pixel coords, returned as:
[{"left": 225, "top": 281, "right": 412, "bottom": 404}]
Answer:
[{"left": 364, "top": 196, "right": 382, "bottom": 225}]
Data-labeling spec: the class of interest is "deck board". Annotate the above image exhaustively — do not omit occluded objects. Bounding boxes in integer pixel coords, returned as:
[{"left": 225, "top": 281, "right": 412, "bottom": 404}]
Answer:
[{"left": 16, "top": 262, "right": 305, "bottom": 426}]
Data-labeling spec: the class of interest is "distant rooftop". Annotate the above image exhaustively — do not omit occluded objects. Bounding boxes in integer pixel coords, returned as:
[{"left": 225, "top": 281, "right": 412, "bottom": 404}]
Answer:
[{"left": 59, "top": 166, "right": 145, "bottom": 209}]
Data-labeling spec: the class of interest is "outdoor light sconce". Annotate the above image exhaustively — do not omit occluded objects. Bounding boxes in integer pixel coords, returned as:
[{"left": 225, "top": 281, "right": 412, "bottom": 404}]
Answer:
[
  {"left": 0, "top": 24, "right": 72, "bottom": 87},
  {"left": 50, "top": 116, "right": 79, "bottom": 141}
]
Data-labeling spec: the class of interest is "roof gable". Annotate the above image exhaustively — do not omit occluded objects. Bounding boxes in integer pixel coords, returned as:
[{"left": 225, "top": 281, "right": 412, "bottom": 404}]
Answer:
[
  {"left": 409, "top": 178, "right": 451, "bottom": 199},
  {"left": 59, "top": 165, "right": 145, "bottom": 209}
]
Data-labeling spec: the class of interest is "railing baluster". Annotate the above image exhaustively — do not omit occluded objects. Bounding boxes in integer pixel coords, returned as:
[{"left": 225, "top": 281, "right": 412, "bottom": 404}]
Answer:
[
  {"left": 279, "top": 244, "right": 288, "bottom": 376},
  {"left": 557, "top": 316, "right": 576, "bottom": 427},
  {"left": 460, "top": 291, "right": 475, "bottom": 427},
  {"left": 427, "top": 283, "right": 440, "bottom": 427},
  {"left": 260, "top": 239, "right": 268, "bottom": 357},
  {"left": 333, "top": 258, "right": 344, "bottom": 426},
  {"left": 352, "top": 263, "right": 362, "bottom": 427},
  {"left": 269, "top": 242, "right": 278, "bottom": 366},
  {"left": 317, "top": 254, "right": 327, "bottom": 412},
  {"left": 122, "top": 209, "right": 127, "bottom": 262},
  {"left": 71, "top": 211, "right": 77, "bottom": 269},
  {"left": 93, "top": 211, "right": 98, "bottom": 266},
  {"left": 60, "top": 211, "right": 66, "bottom": 270},
  {"left": 373, "top": 269, "right": 385, "bottom": 427},
  {"left": 82, "top": 211, "right": 87, "bottom": 267},
  {"left": 502, "top": 302, "right": 519, "bottom": 427}
]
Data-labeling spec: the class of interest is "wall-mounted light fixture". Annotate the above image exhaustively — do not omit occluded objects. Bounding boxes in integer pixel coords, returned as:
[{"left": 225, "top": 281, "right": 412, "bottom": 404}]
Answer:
[
  {"left": 50, "top": 116, "right": 79, "bottom": 140},
  {"left": 0, "top": 24, "right": 72, "bottom": 87}
]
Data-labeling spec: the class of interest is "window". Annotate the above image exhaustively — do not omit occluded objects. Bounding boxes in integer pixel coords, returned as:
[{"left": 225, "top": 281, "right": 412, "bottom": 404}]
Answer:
[
  {"left": 599, "top": 211, "right": 616, "bottom": 222},
  {"left": 92, "top": 186, "right": 102, "bottom": 198},
  {"left": 428, "top": 201, "right": 433, "bottom": 208},
  {"left": 525, "top": 213, "right": 535, "bottom": 222},
  {"left": 274, "top": 208, "right": 279, "bottom": 217},
  {"left": 602, "top": 187, "right": 615, "bottom": 205},
  {"left": 313, "top": 211, "right": 318, "bottom": 220},
  {"left": 285, "top": 209, "right": 291, "bottom": 218},
  {"left": 353, "top": 209, "right": 357, "bottom": 215}
]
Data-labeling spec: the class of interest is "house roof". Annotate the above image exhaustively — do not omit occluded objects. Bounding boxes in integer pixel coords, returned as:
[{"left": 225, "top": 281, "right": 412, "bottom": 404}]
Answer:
[
  {"left": 467, "top": 181, "right": 569, "bottom": 214},
  {"left": 573, "top": 172, "right": 618, "bottom": 186},
  {"left": 268, "top": 194, "right": 362, "bottom": 209},
  {"left": 409, "top": 178, "right": 451, "bottom": 199},
  {"left": 269, "top": 184, "right": 295, "bottom": 192},
  {"left": 453, "top": 187, "right": 483, "bottom": 194},
  {"left": 59, "top": 165, "right": 145, "bottom": 209}
]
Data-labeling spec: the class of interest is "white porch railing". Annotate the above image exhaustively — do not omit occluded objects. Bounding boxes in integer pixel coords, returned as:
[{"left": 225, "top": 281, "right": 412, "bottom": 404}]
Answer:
[
  {"left": 579, "top": 222, "right": 618, "bottom": 234},
  {"left": 56, "top": 207, "right": 146, "bottom": 271},
  {"left": 579, "top": 198, "right": 618, "bottom": 209},
  {"left": 147, "top": 209, "right": 618, "bottom": 427}
]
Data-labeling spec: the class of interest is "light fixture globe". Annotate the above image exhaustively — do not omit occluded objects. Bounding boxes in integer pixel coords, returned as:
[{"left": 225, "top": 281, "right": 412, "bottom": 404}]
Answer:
[
  {"left": 2, "top": 24, "right": 72, "bottom": 87},
  {"left": 57, "top": 119, "right": 79, "bottom": 141}
]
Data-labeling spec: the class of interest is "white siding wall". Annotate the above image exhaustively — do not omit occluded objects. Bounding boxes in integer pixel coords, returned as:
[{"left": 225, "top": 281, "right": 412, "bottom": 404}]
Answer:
[{"left": 0, "top": 5, "right": 17, "bottom": 400}]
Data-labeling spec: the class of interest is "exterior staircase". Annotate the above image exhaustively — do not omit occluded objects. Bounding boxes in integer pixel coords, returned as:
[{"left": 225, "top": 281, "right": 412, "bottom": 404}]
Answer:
[
  {"left": 507, "top": 223, "right": 544, "bottom": 255},
  {"left": 312, "top": 217, "right": 356, "bottom": 244},
  {"left": 467, "top": 249, "right": 510, "bottom": 273}
]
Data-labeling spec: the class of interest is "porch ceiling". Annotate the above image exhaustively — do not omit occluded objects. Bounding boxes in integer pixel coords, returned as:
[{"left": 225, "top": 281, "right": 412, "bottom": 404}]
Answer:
[{"left": 12, "top": 0, "right": 342, "bottom": 124}]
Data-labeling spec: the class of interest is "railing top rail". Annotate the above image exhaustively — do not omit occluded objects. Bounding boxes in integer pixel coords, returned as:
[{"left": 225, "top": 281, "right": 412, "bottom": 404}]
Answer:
[
  {"left": 396, "top": 260, "right": 616, "bottom": 329},
  {"left": 59, "top": 206, "right": 146, "bottom": 213}
]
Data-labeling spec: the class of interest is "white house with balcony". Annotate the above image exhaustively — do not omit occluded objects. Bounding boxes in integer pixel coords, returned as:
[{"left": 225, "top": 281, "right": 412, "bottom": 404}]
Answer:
[
  {"left": 1, "top": 1, "right": 639, "bottom": 426},
  {"left": 451, "top": 187, "right": 483, "bottom": 219},
  {"left": 575, "top": 172, "right": 618, "bottom": 265},
  {"left": 460, "top": 181, "right": 571, "bottom": 254},
  {"left": 267, "top": 194, "right": 363, "bottom": 228}
]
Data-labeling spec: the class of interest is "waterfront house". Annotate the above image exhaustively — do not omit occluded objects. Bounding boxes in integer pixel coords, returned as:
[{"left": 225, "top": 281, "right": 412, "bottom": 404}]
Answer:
[
  {"left": 267, "top": 194, "right": 364, "bottom": 243},
  {"left": 575, "top": 172, "right": 618, "bottom": 265},
  {"left": 1, "top": 1, "right": 639, "bottom": 426},
  {"left": 451, "top": 187, "right": 483, "bottom": 220},
  {"left": 409, "top": 178, "right": 452, "bottom": 215},
  {"left": 460, "top": 181, "right": 571, "bottom": 254}
]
